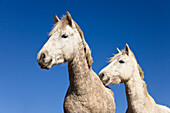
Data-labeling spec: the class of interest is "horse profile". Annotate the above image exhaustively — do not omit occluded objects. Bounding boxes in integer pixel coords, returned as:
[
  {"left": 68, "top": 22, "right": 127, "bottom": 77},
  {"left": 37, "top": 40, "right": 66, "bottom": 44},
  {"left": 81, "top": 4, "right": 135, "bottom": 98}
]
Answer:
[
  {"left": 37, "top": 12, "right": 115, "bottom": 113},
  {"left": 99, "top": 44, "right": 170, "bottom": 113}
]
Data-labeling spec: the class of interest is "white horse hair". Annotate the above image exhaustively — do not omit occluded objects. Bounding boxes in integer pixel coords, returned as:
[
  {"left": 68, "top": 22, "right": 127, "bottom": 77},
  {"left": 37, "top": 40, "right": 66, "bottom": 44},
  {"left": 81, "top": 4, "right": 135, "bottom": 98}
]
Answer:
[
  {"left": 37, "top": 11, "right": 115, "bottom": 113},
  {"left": 99, "top": 44, "right": 170, "bottom": 113}
]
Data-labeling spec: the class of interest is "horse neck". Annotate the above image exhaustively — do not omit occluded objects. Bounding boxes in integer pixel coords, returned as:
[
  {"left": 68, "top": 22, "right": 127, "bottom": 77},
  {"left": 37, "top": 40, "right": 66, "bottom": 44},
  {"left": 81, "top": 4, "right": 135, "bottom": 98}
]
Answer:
[
  {"left": 125, "top": 67, "right": 149, "bottom": 112},
  {"left": 68, "top": 41, "right": 92, "bottom": 95}
]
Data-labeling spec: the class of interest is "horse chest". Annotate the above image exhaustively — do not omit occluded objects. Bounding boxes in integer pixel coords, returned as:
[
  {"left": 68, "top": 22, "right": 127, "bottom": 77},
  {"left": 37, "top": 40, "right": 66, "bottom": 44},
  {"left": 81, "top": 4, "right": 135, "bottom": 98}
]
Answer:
[{"left": 64, "top": 93, "right": 106, "bottom": 113}]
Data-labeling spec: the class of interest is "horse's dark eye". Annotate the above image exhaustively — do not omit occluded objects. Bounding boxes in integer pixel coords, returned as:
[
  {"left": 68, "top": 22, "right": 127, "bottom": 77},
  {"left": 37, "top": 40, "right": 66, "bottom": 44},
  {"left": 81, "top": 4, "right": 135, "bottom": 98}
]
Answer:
[
  {"left": 119, "top": 60, "right": 125, "bottom": 63},
  {"left": 61, "top": 34, "right": 68, "bottom": 38}
]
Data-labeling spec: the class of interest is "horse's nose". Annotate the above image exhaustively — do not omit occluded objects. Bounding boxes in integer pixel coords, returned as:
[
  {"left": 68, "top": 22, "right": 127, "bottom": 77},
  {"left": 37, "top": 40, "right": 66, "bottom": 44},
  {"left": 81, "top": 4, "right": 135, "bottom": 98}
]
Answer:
[
  {"left": 99, "top": 73, "right": 105, "bottom": 80},
  {"left": 99, "top": 73, "right": 110, "bottom": 85},
  {"left": 40, "top": 53, "right": 46, "bottom": 60},
  {"left": 37, "top": 52, "right": 46, "bottom": 64}
]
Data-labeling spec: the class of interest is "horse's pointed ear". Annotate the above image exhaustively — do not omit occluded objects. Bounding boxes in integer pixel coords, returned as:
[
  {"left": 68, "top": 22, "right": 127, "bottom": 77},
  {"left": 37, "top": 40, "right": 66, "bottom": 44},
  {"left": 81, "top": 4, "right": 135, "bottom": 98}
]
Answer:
[
  {"left": 54, "top": 14, "right": 60, "bottom": 24},
  {"left": 125, "top": 43, "right": 130, "bottom": 55},
  {"left": 117, "top": 48, "right": 121, "bottom": 53},
  {"left": 66, "top": 11, "right": 73, "bottom": 27}
]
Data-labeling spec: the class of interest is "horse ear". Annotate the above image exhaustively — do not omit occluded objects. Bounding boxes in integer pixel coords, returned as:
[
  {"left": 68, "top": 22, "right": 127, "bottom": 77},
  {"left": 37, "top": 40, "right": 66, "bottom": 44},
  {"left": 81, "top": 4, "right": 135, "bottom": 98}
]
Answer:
[
  {"left": 117, "top": 48, "right": 121, "bottom": 53},
  {"left": 54, "top": 14, "right": 60, "bottom": 24},
  {"left": 125, "top": 43, "right": 130, "bottom": 55},
  {"left": 66, "top": 11, "right": 73, "bottom": 27}
]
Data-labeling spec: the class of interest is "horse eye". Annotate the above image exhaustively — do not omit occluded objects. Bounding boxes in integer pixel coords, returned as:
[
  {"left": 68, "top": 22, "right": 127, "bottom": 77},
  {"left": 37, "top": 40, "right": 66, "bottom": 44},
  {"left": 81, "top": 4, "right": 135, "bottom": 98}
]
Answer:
[
  {"left": 61, "top": 34, "right": 68, "bottom": 38},
  {"left": 119, "top": 60, "right": 125, "bottom": 63}
]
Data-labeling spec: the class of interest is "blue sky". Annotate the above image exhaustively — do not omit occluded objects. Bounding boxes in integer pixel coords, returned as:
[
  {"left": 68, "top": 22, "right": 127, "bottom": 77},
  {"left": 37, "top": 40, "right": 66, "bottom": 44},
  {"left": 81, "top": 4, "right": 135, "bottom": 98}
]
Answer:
[{"left": 0, "top": 0, "right": 170, "bottom": 113}]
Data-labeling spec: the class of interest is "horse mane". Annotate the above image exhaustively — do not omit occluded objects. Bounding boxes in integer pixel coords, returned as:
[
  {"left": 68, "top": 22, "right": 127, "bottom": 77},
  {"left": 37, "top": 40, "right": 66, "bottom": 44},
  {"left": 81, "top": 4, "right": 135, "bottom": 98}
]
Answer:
[
  {"left": 48, "top": 16, "right": 93, "bottom": 68},
  {"left": 126, "top": 50, "right": 148, "bottom": 96},
  {"left": 73, "top": 21, "right": 93, "bottom": 68},
  {"left": 130, "top": 50, "right": 144, "bottom": 79}
]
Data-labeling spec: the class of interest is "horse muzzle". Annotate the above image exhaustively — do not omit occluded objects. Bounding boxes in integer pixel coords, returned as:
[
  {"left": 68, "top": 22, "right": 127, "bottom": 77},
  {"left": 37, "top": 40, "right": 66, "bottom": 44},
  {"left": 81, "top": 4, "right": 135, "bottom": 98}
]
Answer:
[
  {"left": 99, "top": 73, "right": 110, "bottom": 86},
  {"left": 37, "top": 52, "right": 53, "bottom": 69}
]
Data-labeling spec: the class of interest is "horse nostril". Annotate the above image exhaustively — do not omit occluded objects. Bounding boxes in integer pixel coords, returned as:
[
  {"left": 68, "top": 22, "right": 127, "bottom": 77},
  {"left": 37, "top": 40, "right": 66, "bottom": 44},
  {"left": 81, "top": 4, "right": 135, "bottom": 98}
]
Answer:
[
  {"left": 40, "top": 53, "right": 46, "bottom": 60},
  {"left": 101, "top": 73, "right": 104, "bottom": 77},
  {"left": 99, "top": 73, "right": 105, "bottom": 80}
]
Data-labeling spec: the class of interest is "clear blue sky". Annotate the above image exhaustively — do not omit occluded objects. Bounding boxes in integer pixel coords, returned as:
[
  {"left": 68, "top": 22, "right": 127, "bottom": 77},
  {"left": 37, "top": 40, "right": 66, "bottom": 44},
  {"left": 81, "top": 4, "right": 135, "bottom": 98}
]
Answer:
[{"left": 0, "top": 0, "right": 170, "bottom": 113}]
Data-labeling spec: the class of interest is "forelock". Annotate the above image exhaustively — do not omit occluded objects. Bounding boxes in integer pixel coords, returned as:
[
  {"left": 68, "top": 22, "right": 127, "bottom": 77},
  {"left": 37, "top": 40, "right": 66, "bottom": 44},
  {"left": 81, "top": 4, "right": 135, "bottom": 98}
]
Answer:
[
  {"left": 108, "top": 53, "right": 121, "bottom": 63},
  {"left": 48, "top": 16, "right": 68, "bottom": 36}
]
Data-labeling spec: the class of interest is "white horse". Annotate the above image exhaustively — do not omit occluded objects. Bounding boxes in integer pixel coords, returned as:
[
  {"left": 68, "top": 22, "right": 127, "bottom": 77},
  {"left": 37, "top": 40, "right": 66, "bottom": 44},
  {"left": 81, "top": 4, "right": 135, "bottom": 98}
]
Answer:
[
  {"left": 37, "top": 12, "right": 115, "bottom": 113},
  {"left": 99, "top": 44, "right": 170, "bottom": 113}
]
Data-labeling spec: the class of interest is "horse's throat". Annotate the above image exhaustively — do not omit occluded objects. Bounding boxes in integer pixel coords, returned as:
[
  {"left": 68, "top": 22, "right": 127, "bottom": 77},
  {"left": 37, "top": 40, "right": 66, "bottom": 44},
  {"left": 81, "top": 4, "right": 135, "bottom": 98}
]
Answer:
[
  {"left": 68, "top": 47, "right": 91, "bottom": 94},
  {"left": 125, "top": 70, "right": 148, "bottom": 111}
]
